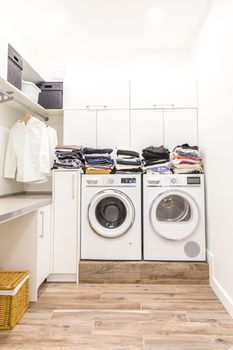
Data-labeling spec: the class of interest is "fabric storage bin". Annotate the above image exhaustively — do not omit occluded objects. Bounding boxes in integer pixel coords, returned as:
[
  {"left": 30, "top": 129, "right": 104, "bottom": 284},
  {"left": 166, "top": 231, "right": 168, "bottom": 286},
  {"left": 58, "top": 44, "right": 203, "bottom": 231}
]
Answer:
[
  {"left": 38, "top": 82, "right": 63, "bottom": 109},
  {"left": 0, "top": 271, "right": 29, "bottom": 330},
  {"left": 22, "top": 81, "right": 41, "bottom": 103},
  {"left": 7, "top": 45, "right": 23, "bottom": 90}
]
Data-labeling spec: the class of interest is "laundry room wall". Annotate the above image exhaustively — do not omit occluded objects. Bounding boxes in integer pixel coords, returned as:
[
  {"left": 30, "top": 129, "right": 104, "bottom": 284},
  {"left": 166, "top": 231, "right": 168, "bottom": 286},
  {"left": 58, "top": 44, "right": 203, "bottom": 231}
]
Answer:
[
  {"left": 0, "top": 11, "right": 35, "bottom": 196},
  {"left": 192, "top": 0, "right": 233, "bottom": 317},
  {"left": 0, "top": 10, "right": 62, "bottom": 195}
]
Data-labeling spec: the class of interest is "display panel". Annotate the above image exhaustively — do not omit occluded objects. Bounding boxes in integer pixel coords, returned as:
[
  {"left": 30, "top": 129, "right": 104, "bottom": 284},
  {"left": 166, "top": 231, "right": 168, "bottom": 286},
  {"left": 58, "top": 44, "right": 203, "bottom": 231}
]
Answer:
[
  {"left": 187, "top": 177, "right": 201, "bottom": 185},
  {"left": 121, "top": 178, "right": 136, "bottom": 184}
]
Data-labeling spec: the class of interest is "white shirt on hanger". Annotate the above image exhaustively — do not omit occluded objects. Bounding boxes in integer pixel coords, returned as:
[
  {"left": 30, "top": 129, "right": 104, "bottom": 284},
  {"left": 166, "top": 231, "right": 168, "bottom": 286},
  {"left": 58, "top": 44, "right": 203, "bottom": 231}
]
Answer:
[
  {"left": 47, "top": 126, "right": 58, "bottom": 170},
  {"left": 4, "top": 117, "right": 50, "bottom": 183}
]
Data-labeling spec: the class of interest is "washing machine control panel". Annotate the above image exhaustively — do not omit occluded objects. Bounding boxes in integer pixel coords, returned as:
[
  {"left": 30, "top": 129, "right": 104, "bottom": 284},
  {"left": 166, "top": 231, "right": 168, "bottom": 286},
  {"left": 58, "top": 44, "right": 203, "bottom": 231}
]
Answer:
[{"left": 121, "top": 177, "right": 136, "bottom": 184}]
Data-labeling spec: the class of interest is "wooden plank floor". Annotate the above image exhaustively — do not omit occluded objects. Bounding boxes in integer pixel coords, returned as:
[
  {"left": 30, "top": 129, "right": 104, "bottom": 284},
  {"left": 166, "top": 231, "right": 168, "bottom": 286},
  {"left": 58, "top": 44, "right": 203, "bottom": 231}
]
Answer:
[{"left": 1, "top": 283, "right": 233, "bottom": 349}]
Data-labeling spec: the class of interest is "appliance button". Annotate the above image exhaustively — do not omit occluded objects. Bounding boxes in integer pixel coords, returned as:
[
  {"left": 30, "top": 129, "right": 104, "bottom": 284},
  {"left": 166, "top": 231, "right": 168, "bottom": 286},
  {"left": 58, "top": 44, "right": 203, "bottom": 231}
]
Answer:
[
  {"left": 171, "top": 178, "right": 177, "bottom": 184},
  {"left": 107, "top": 178, "right": 114, "bottom": 184}
]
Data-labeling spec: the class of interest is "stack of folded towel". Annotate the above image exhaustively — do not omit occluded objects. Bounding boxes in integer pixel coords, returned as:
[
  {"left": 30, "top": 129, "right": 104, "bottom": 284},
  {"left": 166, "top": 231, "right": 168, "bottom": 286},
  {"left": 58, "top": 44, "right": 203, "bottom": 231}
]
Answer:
[
  {"left": 83, "top": 147, "right": 114, "bottom": 174},
  {"left": 142, "top": 145, "right": 171, "bottom": 174},
  {"left": 172, "top": 144, "right": 203, "bottom": 174},
  {"left": 52, "top": 145, "right": 83, "bottom": 170},
  {"left": 115, "top": 147, "right": 142, "bottom": 173}
]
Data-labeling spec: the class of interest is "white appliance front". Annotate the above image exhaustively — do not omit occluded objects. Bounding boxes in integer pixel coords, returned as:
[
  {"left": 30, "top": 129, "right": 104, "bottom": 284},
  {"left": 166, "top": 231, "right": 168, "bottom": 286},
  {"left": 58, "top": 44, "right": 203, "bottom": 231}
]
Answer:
[
  {"left": 81, "top": 174, "right": 142, "bottom": 260},
  {"left": 143, "top": 174, "right": 206, "bottom": 261}
]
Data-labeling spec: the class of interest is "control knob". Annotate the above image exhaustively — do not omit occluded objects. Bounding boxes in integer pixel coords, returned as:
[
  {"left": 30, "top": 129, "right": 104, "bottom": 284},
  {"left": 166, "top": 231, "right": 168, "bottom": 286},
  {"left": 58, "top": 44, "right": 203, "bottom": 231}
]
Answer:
[{"left": 171, "top": 177, "right": 177, "bottom": 184}]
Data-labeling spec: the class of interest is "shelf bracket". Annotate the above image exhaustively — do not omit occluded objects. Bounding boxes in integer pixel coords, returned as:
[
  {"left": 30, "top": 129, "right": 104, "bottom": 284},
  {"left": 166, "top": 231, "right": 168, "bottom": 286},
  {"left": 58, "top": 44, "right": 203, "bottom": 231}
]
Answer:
[{"left": 0, "top": 90, "right": 14, "bottom": 104}]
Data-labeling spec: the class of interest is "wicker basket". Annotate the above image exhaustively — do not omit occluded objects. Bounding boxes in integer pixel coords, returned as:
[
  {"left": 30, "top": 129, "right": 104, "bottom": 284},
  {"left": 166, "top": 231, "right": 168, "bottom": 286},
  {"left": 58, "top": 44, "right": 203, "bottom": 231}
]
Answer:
[{"left": 0, "top": 271, "right": 29, "bottom": 330}]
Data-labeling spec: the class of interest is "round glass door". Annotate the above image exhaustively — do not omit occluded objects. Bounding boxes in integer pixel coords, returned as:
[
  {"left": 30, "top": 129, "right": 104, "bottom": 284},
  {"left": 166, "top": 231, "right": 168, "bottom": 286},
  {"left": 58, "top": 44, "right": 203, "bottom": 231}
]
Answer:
[
  {"left": 89, "top": 190, "right": 135, "bottom": 237},
  {"left": 150, "top": 190, "right": 199, "bottom": 241}
]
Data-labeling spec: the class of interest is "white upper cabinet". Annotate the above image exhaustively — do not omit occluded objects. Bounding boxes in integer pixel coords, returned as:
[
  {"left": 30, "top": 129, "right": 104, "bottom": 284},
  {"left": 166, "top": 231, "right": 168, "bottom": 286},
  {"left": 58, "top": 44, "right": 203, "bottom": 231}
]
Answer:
[
  {"left": 64, "top": 78, "right": 130, "bottom": 109},
  {"left": 97, "top": 110, "right": 130, "bottom": 149},
  {"left": 130, "top": 78, "right": 197, "bottom": 109},
  {"left": 130, "top": 110, "right": 164, "bottom": 152},
  {"left": 164, "top": 109, "right": 198, "bottom": 151},
  {"left": 63, "top": 110, "right": 97, "bottom": 147}
]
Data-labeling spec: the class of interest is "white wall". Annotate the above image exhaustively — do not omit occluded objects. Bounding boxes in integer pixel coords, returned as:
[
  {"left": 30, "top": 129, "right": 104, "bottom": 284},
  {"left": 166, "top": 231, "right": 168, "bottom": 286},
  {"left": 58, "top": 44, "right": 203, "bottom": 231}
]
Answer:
[
  {"left": 35, "top": 49, "right": 193, "bottom": 82},
  {"left": 192, "top": 0, "right": 233, "bottom": 317}
]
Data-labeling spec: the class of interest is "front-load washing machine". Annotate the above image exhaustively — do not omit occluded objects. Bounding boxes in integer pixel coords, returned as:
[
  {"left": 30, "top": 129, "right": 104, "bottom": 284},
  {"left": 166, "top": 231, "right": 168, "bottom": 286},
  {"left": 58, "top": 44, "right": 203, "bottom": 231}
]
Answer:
[
  {"left": 81, "top": 174, "right": 142, "bottom": 260},
  {"left": 143, "top": 174, "right": 206, "bottom": 261}
]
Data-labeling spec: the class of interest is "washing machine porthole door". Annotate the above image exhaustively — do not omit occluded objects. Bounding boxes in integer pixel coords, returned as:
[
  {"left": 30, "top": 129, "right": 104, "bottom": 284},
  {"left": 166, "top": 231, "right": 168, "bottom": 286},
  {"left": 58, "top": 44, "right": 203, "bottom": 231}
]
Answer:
[
  {"left": 88, "top": 190, "right": 135, "bottom": 238},
  {"left": 150, "top": 190, "right": 199, "bottom": 241}
]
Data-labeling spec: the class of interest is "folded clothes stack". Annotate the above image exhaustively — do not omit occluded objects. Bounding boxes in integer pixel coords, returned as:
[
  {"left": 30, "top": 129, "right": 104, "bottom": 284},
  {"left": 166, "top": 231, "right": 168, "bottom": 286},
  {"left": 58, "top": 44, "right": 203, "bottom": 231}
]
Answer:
[
  {"left": 142, "top": 145, "right": 171, "bottom": 174},
  {"left": 52, "top": 145, "right": 84, "bottom": 170},
  {"left": 83, "top": 147, "right": 114, "bottom": 174},
  {"left": 172, "top": 143, "right": 203, "bottom": 174},
  {"left": 115, "top": 148, "right": 142, "bottom": 173}
]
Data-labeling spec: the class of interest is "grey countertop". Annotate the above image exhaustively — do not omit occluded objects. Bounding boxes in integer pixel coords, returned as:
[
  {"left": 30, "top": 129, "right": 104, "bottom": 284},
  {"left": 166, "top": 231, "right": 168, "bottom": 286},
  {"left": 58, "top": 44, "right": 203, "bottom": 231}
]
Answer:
[{"left": 0, "top": 193, "right": 52, "bottom": 224}]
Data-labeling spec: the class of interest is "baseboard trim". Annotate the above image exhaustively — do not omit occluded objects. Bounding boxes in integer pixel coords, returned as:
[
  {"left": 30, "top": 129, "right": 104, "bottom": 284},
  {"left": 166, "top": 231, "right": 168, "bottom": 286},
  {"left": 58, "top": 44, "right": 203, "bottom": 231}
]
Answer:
[
  {"left": 207, "top": 250, "right": 233, "bottom": 319},
  {"left": 47, "top": 273, "right": 77, "bottom": 282}
]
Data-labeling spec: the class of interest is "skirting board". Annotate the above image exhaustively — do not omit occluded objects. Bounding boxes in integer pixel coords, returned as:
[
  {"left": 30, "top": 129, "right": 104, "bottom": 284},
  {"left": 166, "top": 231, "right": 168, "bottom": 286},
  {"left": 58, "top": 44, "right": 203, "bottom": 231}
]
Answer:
[
  {"left": 47, "top": 273, "right": 77, "bottom": 283},
  {"left": 207, "top": 250, "right": 233, "bottom": 319}
]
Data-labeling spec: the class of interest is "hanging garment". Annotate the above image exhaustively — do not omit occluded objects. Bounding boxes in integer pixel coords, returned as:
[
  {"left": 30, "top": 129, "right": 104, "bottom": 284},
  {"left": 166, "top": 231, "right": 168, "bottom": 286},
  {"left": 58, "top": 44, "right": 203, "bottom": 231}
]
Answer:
[
  {"left": 4, "top": 117, "right": 50, "bottom": 182},
  {"left": 47, "top": 126, "right": 58, "bottom": 170}
]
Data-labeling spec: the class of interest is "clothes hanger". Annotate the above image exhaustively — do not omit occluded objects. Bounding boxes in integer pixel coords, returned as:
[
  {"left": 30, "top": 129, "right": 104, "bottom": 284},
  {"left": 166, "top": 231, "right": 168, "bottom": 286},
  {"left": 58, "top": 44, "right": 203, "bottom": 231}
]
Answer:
[{"left": 19, "top": 112, "right": 32, "bottom": 124}]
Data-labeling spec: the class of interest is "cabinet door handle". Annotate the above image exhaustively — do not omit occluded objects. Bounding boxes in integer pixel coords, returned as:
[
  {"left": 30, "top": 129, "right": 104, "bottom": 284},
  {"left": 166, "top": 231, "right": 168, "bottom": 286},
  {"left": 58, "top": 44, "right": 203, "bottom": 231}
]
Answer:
[
  {"left": 86, "top": 105, "right": 108, "bottom": 110},
  {"left": 39, "top": 211, "right": 44, "bottom": 238},
  {"left": 153, "top": 104, "right": 175, "bottom": 108},
  {"left": 72, "top": 174, "right": 75, "bottom": 199}
]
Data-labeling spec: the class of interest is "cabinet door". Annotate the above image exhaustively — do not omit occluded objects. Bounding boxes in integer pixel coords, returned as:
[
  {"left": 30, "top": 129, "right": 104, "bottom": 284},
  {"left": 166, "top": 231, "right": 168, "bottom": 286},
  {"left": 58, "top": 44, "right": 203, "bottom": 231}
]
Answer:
[
  {"left": 130, "top": 110, "right": 164, "bottom": 152},
  {"left": 63, "top": 110, "right": 97, "bottom": 147},
  {"left": 130, "top": 78, "right": 197, "bottom": 109},
  {"left": 37, "top": 204, "right": 51, "bottom": 288},
  {"left": 97, "top": 110, "right": 130, "bottom": 149},
  {"left": 64, "top": 77, "right": 130, "bottom": 109},
  {"left": 53, "top": 171, "right": 78, "bottom": 274},
  {"left": 164, "top": 109, "right": 198, "bottom": 151}
]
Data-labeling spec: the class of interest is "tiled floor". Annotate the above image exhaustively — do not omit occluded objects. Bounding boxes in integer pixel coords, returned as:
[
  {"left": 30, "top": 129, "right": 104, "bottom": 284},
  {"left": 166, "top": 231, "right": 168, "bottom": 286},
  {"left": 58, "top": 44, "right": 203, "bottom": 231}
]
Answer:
[{"left": 1, "top": 283, "right": 233, "bottom": 349}]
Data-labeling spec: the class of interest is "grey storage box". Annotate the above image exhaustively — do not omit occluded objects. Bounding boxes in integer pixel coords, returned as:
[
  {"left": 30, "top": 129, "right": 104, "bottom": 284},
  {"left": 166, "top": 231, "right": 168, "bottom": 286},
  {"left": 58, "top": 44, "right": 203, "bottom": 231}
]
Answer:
[
  {"left": 37, "top": 82, "right": 63, "bottom": 109},
  {"left": 7, "top": 45, "right": 23, "bottom": 90}
]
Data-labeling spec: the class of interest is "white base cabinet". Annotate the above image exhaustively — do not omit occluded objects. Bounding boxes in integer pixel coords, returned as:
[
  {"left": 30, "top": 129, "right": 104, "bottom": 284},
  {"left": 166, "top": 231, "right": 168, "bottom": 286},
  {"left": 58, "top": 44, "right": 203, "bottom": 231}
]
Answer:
[
  {"left": 0, "top": 204, "right": 52, "bottom": 301},
  {"left": 50, "top": 170, "right": 80, "bottom": 281},
  {"left": 37, "top": 205, "right": 52, "bottom": 288}
]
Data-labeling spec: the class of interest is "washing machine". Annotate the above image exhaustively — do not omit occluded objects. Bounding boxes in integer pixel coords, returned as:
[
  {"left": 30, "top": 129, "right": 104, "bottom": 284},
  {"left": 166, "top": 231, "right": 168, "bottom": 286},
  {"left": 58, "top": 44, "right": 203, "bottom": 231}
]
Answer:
[
  {"left": 143, "top": 174, "right": 206, "bottom": 261},
  {"left": 81, "top": 174, "right": 142, "bottom": 260}
]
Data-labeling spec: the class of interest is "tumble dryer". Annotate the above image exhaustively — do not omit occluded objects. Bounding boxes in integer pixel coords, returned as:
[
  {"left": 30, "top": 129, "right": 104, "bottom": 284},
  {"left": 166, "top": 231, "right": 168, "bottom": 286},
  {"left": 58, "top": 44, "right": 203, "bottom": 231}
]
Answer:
[
  {"left": 81, "top": 174, "right": 142, "bottom": 260},
  {"left": 143, "top": 174, "right": 206, "bottom": 261}
]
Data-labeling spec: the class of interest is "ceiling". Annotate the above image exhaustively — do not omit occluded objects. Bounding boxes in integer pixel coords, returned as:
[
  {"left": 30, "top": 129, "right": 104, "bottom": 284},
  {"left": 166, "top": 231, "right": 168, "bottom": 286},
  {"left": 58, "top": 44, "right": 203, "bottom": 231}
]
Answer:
[{"left": 1, "top": 0, "right": 212, "bottom": 52}]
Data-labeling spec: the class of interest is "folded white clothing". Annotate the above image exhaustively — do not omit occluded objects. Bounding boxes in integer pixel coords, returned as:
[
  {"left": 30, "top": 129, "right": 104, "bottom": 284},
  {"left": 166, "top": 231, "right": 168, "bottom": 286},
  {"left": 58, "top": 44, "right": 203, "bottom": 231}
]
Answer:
[
  {"left": 116, "top": 164, "right": 141, "bottom": 170},
  {"left": 144, "top": 162, "right": 170, "bottom": 169},
  {"left": 173, "top": 163, "right": 202, "bottom": 170}
]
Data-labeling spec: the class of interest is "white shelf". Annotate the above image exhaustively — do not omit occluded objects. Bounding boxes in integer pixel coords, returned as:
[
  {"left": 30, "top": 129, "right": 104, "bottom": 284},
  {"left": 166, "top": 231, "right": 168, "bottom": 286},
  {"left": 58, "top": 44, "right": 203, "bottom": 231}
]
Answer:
[{"left": 0, "top": 77, "right": 63, "bottom": 117}]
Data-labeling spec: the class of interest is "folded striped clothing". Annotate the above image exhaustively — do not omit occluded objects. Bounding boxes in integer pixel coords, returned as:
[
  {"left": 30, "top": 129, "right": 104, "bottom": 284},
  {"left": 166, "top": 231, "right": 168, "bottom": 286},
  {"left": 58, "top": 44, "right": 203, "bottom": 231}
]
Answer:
[
  {"left": 172, "top": 143, "right": 203, "bottom": 174},
  {"left": 172, "top": 159, "right": 201, "bottom": 165}
]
